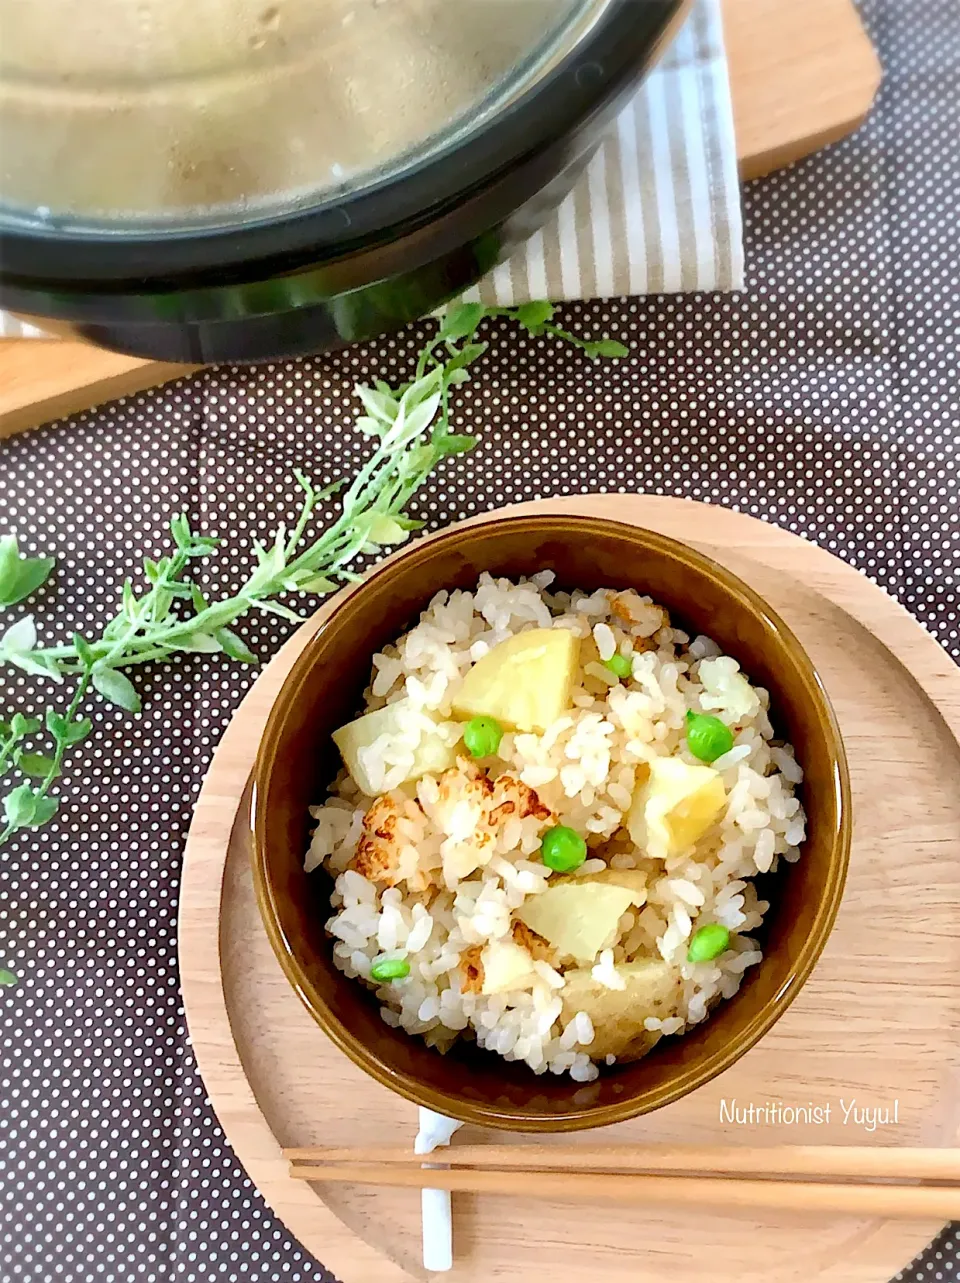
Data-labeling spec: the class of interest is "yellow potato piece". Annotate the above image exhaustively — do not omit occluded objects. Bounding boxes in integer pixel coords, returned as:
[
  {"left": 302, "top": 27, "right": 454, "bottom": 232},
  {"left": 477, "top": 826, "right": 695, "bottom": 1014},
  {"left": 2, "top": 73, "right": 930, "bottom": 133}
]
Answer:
[
  {"left": 514, "top": 882, "right": 637, "bottom": 964},
  {"left": 560, "top": 959, "right": 681, "bottom": 1060},
  {"left": 479, "top": 939, "right": 539, "bottom": 994},
  {"left": 331, "top": 699, "right": 456, "bottom": 796},
  {"left": 451, "top": 627, "right": 578, "bottom": 733},
  {"left": 570, "top": 867, "right": 647, "bottom": 906},
  {"left": 627, "top": 756, "right": 727, "bottom": 859}
]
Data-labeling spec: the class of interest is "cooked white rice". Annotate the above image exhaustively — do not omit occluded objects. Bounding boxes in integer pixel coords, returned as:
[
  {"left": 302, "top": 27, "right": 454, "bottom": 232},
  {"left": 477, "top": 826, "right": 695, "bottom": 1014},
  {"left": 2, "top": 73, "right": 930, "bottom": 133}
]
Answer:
[{"left": 307, "top": 574, "right": 806, "bottom": 1082}]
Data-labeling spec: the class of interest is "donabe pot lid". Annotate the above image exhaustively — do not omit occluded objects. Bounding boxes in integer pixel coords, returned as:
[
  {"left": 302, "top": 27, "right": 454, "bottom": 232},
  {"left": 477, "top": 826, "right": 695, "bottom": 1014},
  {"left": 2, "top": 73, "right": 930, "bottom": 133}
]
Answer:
[{"left": 0, "top": 0, "right": 683, "bottom": 284}]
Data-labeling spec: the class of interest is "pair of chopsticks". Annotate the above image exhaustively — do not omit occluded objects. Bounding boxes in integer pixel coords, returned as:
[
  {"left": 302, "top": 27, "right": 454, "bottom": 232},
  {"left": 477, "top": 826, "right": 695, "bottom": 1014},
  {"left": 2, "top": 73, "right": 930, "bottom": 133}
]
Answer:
[{"left": 283, "top": 1144, "right": 960, "bottom": 1220}]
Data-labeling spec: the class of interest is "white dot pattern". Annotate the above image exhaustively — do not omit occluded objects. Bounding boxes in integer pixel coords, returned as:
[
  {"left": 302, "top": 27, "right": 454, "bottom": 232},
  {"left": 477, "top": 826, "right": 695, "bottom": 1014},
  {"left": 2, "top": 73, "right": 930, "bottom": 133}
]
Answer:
[{"left": 1, "top": 2, "right": 957, "bottom": 1278}]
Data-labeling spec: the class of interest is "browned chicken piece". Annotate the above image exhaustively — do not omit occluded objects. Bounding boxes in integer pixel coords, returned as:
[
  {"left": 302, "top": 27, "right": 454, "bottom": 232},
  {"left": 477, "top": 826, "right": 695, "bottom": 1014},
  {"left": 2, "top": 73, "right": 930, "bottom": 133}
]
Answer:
[
  {"left": 431, "top": 758, "right": 554, "bottom": 883},
  {"left": 487, "top": 772, "right": 552, "bottom": 825},
  {"left": 354, "top": 759, "right": 554, "bottom": 892},
  {"left": 608, "top": 590, "right": 669, "bottom": 641},
  {"left": 437, "top": 756, "right": 552, "bottom": 824},
  {"left": 511, "top": 918, "right": 557, "bottom": 966},
  {"left": 351, "top": 791, "right": 429, "bottom": 889},
  {"left": 459, "top": 944, "right": 485, "bottom": 995}
]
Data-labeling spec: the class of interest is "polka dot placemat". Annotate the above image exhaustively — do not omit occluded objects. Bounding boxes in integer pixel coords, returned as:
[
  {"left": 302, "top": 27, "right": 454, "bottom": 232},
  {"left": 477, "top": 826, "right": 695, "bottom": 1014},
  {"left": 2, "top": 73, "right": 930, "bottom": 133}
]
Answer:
[{"left": 2, "top": 1, "right": 958, "bottom": 1279}]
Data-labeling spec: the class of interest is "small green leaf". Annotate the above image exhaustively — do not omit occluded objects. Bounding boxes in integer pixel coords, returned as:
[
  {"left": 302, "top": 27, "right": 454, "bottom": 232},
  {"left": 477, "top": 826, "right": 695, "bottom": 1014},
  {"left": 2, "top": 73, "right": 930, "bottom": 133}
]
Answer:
[
  {"left": 359, "top": 515, "right": 411, "bottom": 547},
  {"left": 170, "top": 514, "right": 191, "bottom": 549},
  {"left": 47, "top": 709, "right": 90, "bottom": 745},
  {"left": 250, "top": 599, "right": 303, "bottom": 623},
  {"left": 297, "top": 575, "right": 338, "bottom": 594},
  {"left": 185, "top": 537, "right": 218, "bottom": 558},
  {"left": 63, "top": 718, "right": 92, "bottom": 746},
  {"left": 513, "top": 301, "right": 555, "bottom": 334},
  {"left": 190, "top": 584, "right": 209, "bottom": 614},
  {"left": 0, "top": 615, "right": 38, "bottom": 654},
  {"left": 0, "top": 536, "right": 19, "bottom": 591},
  {"left": 9, "top": 714, "right": 41, "bottom": 737},
  {"left": 438, "top": 302, "right": 486, "bottom": 342},
  {"left": 143, "top": 558, "right": 160, "bottom": 584},
  {"left": 29, "top": 795, "right": 59, "bottom": 826},
  {"left": 0, "top": 970, "right": 17, "bottom": 987},
  {"left": 443, "top": 342, "right": 487, "bottom": 375},
  {"left": 150, "top": 589, "right": 173, "bottom": 622},
  {"left": 120, "top": 578, "right": 139, "bottom": 619},
  {"left": 215, "top": 628, "right": 258, "bottom": 664},
  {"left": 175, "top": 632, "right": 222, "bottom": 654},
  {"left": 46, "top": 710, "right": 67, "bottom": 738},
  {"left": 0, "top": 561, "right": 56, "bottom": 609},
  {"left": 164, "top": 582, "right": 194, "bottom": 599},
  {"left": 16, "top": 753, "right": 60, "bottom": 780},
  {"left": 395, "top": 394, "right": 442, "bottom": 443},
  {"left": 433, "top": 434, "right": 476, "bottom": 458},
  {"left": 0, "top": 535, "right": 55, "bottom": 609},
  {"left": 355, "top": 386, "right": 399, "bottom": 425},
  {"left": 91, "top": 667, "right": 142, "bottom": 714},
  {"left": 3, "top": 782, "right": 37, "bottom": 828},
  {"left": 73, "top": 633, "right": 95, "bottom": 668},
  {"left": 581, "top": 338, "right": 630, "bottom": 359}
]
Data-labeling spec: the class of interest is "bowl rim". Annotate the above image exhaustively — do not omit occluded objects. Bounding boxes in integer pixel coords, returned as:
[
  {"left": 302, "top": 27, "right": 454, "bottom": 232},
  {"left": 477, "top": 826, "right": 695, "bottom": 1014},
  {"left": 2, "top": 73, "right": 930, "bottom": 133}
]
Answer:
[{"left": 251, "top": 512, "right": 852, "bottom": 1131}]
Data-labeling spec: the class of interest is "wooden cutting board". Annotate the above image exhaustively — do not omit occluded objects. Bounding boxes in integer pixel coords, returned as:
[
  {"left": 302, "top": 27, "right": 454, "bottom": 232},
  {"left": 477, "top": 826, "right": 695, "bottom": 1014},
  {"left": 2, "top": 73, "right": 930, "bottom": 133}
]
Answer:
[{"left": 0, "top": 0, "right": 881, "bottom": 440}]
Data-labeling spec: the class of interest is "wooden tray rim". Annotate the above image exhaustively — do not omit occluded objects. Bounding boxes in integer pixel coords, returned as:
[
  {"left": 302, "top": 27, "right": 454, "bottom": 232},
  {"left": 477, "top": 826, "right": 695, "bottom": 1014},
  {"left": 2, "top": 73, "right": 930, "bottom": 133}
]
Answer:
[{"left": 179, "top": 495, "right": 960, "bottom": 1283}]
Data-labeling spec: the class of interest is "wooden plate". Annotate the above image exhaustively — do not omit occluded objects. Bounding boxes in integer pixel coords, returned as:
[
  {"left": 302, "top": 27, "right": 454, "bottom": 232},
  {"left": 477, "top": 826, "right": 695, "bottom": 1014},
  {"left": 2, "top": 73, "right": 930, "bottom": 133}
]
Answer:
[{"left": 180, "top": 495, "right": 960, "bottom": 1283}]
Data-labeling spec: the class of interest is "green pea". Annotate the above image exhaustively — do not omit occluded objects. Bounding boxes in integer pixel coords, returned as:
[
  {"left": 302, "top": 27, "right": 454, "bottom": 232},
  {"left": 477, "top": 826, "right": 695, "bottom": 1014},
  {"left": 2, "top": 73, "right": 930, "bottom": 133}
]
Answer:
[
  {"left": 540, "top": 824, "right": 587, "bottom": 873},
  {"left": 687, "top": 923, "right": 731, "bottom": 963},
  {"left": 685, "top": 709, "right": 735, "bottom": 763},
  {"left": 369, "top": 956, "right": 411, "bottom": 982},
  {"left": 603, "top": 652, "right": 633, "bottom": 680},
  {"left": 462, "top": 715, "right": 504, "bottom": 759}
]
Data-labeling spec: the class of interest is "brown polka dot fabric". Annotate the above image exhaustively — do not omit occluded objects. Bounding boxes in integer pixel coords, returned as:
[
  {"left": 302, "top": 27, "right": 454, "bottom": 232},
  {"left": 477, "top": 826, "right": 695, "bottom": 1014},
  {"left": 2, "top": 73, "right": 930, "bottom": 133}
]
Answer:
[{"left": 1, "top": 1, "right": 958, "bottom": 1279}]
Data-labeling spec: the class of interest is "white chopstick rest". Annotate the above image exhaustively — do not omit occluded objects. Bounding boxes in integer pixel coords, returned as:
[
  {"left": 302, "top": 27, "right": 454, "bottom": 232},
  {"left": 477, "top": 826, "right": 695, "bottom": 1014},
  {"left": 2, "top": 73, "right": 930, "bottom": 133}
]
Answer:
[{"left": 414, "top": 1108, "right": 463, "bottom": 1272}]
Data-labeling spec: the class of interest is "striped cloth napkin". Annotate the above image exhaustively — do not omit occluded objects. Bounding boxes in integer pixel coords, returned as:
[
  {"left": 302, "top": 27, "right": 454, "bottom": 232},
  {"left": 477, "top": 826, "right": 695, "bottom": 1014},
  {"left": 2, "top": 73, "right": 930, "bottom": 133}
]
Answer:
[
  {"left": 466, "top": 0, "right": 743, "bottom": 306},
  {"left": 0, "top": 0, "right": 741, "bottom": 340}
]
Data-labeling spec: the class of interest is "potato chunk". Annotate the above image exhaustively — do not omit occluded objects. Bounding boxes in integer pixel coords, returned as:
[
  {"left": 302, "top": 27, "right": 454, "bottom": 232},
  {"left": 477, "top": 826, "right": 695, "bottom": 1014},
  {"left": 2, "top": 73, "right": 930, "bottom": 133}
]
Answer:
[
  {"left": 479, "top": 939, "right": 539, "bottom": 994},
  {"left": 514, "top": 882, "right": 636, "bottom": 964},
  {"left": 332, "top": 699, "right": 456, "bottom": 796},
  {"left": 627, "top": 756, "right": 726, "bottom": 859},
  {"left": 560, "top": 959, "right": 681, "bottom": 1060},
  {"left": 573, "top": 867, "right": 647, "bottom": 906},
  {"left": 452, "top": 628, "right": 578, "bottom": 733}
]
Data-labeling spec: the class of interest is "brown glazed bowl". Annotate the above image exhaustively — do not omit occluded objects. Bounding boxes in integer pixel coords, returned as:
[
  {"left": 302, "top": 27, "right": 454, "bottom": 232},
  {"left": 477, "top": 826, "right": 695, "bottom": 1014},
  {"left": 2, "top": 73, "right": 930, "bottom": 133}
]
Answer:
[{"left": 251, "top": 514, "right": 851, "bottom": 1131}]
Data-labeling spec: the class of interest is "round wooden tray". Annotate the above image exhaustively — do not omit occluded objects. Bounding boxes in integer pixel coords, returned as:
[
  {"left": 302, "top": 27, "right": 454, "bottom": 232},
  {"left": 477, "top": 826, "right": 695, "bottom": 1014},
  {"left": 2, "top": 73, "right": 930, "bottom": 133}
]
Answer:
[{"left": 180, "top": 495, "right": 960, "bottom": 1283}]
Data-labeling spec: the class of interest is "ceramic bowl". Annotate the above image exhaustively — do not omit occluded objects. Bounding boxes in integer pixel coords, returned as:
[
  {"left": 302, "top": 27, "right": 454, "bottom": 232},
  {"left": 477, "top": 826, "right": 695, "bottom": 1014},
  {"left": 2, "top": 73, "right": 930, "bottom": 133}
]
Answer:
[{"left": 251, "top": 513, "right": 851, "bottom": 1131}]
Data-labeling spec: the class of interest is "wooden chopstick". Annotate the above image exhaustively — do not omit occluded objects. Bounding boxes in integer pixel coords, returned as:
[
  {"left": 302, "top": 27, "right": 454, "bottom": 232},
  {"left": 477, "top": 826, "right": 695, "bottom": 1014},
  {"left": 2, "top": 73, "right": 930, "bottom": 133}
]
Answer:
[
  {"left": 284, "top": 1162, "right": 960, "bottom": 1220},
  {"left": 283, "top": 1143, "right": 960, "bottom": 1184}
]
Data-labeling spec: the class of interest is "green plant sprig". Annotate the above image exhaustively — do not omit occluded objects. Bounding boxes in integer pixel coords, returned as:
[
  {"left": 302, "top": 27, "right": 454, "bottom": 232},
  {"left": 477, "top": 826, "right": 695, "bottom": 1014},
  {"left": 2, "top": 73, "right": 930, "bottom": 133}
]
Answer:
[{"left": 0, "top": 302, "right": 629, "bottom": 858}]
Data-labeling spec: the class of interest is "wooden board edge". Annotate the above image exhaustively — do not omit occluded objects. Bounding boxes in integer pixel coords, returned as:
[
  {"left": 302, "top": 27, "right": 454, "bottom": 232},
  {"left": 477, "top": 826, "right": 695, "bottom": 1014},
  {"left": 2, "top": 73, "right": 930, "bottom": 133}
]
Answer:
[
  {"left": 0, "top": 341, "right": 193, "bottom": 440},
  {"left": 179, "top": 496, "right": 958, "bottom": 1283},
  {"left": 725, "top": 0, "right": 882, "bottom": 181},
  {"left": 0, "top": 0, "right": 882, "bottom": 438}
]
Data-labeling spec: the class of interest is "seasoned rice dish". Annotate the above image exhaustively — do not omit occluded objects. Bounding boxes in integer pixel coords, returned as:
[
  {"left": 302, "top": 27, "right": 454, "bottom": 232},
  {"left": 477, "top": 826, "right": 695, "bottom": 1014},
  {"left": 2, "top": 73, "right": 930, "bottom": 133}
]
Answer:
[{"left": 306, "top": 573, "right": 806, "bottom": 1083}]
